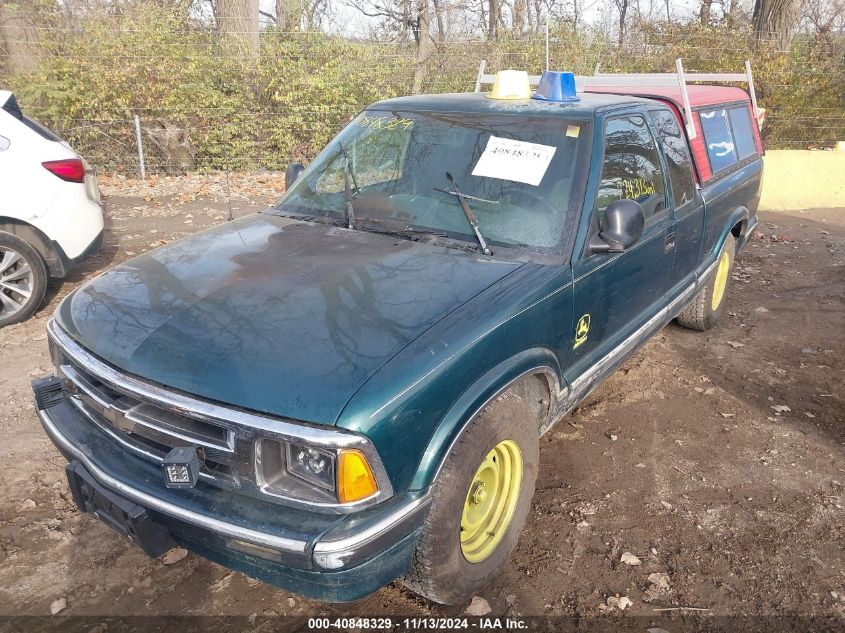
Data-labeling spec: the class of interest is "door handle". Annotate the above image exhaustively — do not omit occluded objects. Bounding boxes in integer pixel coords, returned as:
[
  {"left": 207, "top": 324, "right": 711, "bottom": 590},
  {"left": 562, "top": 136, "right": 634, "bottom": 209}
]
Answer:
[{"left": 664, "top": 232, "right": 676, "bottom": 253}]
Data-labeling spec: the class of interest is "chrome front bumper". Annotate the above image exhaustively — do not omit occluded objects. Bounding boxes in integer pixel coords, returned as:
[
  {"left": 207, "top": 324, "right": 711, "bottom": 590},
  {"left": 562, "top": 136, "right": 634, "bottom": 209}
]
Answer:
[
  {"left": 36, "top": 383, "right": 430, "bottom": 578},
  {"left": 39, "top": 404, "right": 306, "bottom": 552}
]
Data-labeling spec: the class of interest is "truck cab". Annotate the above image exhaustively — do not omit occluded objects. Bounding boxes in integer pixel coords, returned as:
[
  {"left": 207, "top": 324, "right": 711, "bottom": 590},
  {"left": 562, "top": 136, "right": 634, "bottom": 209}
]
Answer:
[{"left": 33, "top": 67, "right": 763, "bottom": 604}]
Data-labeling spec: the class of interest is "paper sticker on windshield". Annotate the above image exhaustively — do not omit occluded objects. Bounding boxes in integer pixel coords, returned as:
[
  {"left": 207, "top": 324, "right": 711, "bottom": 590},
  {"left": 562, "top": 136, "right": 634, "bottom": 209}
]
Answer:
[{"left": 471, "top": 136, "right": 556, "bottom": 186}]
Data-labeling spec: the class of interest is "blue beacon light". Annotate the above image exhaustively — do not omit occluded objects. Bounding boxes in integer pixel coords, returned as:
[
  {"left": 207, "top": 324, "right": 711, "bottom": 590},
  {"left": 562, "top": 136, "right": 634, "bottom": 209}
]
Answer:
[{"left": 532, "top": 70, "right": 580, "bottom": 102}]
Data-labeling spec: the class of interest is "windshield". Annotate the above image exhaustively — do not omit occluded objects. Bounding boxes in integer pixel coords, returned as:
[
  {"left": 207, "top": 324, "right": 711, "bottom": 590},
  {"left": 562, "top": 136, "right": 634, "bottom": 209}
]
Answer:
[{"left": 276, "top": 109, "right": 585, "bottom": 252}]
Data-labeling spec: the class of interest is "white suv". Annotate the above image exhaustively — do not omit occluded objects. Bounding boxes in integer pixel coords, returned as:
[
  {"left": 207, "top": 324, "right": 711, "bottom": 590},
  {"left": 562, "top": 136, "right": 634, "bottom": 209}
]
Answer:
[{"left": 0, "top": 90, "right": 104, "bottom": 326}]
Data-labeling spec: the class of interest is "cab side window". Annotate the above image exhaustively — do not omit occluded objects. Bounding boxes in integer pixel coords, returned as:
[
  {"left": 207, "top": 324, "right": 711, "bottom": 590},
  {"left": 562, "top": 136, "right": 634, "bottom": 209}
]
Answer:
[
  {"left": 596, "top": 115, "right": 666, "bottom": 223},
  {"left": 728, "top": 106, "right": 757, "bottom": 160},
  {"left": 648, "top": 109, "right": 695, "bottom": 208},
  {"left": 699, "top": 108, "right": 737, "bottom": 172}
]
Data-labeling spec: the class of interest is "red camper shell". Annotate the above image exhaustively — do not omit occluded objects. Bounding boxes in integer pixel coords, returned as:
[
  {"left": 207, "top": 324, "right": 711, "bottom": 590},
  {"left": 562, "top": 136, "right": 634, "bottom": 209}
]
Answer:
[{"left": 584, "top": 84, "right": 764, "bottom": 184}]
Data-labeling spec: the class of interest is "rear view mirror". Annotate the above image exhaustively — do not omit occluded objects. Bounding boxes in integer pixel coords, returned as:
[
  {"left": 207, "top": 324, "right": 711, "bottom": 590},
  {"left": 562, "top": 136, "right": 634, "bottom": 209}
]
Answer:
[
  {"left": 285, "top": 162, "right": 305, "bottom": 189},
  {"left": 589, "top": 199, "right": 645, "bottom": 254}
]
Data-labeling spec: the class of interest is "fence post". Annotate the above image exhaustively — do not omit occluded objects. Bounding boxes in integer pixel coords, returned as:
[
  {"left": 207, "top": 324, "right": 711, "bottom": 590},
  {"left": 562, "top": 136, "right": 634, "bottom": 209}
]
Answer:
[{"left": 134, "top": 114, "right": 146, "bottom": 180}]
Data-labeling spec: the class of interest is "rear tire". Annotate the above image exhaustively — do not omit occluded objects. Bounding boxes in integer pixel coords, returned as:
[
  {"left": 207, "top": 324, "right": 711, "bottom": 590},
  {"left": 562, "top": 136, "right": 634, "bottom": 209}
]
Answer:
[
  {"left": 401, "top": 391, "right": 539, "bottom": 605},
  {"left": 0, "top": 232, "right": 48, "bottom": 327},
  {"left": 676, "top": 235, "right": 735, "bottom": 331}
]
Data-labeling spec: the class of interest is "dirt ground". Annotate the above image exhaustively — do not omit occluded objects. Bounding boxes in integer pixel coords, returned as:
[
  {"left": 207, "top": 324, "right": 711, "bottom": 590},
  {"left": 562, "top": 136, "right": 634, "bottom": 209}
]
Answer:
[{"left": 1, "top": 174, "right": 843, "bottom": 628}]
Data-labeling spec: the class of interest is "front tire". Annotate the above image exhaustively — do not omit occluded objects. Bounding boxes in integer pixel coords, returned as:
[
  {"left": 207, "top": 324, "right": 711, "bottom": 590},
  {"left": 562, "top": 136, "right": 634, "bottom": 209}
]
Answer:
[
  {"left": 402, "top": 391, "right": 539, "bottom": 605},
  {"left": 676, "top": 235, "right": 735, "bottom": 331},
  {"left": 0, "top": 232, "right": 47, "bottom": 327}
]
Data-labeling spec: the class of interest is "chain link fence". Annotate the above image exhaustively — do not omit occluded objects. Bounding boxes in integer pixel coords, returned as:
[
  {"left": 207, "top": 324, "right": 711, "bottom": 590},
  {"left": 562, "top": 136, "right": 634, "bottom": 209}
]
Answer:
[{"left": 6, "top": 18, "right": 843, "bottom": 176}]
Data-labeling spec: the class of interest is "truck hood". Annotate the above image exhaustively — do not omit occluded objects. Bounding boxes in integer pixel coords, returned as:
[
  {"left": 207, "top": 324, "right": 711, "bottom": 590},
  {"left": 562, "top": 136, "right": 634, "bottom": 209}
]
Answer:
[{"left": 56, "top": 213, "right": 522, "bottom": 424}]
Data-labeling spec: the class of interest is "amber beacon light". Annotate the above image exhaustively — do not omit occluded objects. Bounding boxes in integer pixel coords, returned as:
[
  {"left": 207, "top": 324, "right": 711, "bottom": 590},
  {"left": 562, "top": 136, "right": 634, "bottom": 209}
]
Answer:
[{"left": 487, "top": 70, "right": 532, "bottom": 100}]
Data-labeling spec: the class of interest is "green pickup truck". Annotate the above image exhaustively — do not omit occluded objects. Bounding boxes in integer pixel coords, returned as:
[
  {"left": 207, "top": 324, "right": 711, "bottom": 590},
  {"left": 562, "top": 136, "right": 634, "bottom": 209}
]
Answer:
[{"left": 33, "top": 68, "right": 762, "bottom": 604}]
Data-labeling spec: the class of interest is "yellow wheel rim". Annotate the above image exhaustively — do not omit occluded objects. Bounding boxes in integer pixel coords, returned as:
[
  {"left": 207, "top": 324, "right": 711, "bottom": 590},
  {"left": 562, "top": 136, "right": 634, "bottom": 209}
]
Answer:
[
  {"left": 711, "top": 249, "right": 731, "bottom": 311},
  {"left": 460, "top": 440, "right": 523, "bottom": 563}
]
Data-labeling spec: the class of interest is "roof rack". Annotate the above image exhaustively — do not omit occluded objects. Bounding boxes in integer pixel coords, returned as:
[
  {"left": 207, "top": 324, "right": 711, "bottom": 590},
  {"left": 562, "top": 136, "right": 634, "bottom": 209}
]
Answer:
[{"left": 474, "top": 58, "right": 760, "bottom": 140}]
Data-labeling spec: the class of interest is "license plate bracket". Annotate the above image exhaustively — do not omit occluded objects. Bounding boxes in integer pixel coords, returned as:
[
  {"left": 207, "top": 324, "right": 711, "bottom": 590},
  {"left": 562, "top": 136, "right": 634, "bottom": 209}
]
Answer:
[{"left": 66, "top": 460, "right": 177, "bottom": 557}]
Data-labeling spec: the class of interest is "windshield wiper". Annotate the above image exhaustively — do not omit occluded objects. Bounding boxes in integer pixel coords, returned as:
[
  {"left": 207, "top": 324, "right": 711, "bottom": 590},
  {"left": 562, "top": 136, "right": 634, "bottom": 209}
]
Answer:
[
  {"left": 356, "top": 217, "right": 447, "bottom": 239},
  {"left": 434, "top": 173, "right": 492, "bottom": 255},
  {"left": 337, "top": 143, "right": 358, "bottom": 229},
  {"left": 336, "top": 142, "right": 360, "bottom": 194},
  {"left": 432, "top": 188, "right": 500, "bottom": 206},
  {"left": 403, "top": 226, "right": 448, "bottom": 237}
]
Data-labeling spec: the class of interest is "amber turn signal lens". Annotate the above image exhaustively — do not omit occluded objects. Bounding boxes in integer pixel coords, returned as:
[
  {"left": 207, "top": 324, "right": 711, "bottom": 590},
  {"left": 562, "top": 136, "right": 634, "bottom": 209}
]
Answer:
[{"left": 337, "top": 449, "right": 378, "bottom": 503}]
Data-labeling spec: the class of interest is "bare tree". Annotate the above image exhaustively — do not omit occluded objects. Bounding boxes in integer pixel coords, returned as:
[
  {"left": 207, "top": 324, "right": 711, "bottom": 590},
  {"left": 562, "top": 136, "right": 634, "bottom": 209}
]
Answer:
[
  {"left": 412, "top": 0, "right": 433, "bottom": 92},
  {"left": 614, "top": 0, "right": 630, "bottom": 45},
  {"left": 342, "top": 0, "right": 414, "bottom": 39},
  {"left": 342, "top": 0, "right": 435, "bottom": 91},
  {"left": 432, "top": 0, "right": 446, "bottom": 40},
  {"left": 215, "top": 0, "right": 260, "bottom": 57},
  {"left": 488, "top": 0, "right": 500, "bottom": 37},
  {"left": 302, "top": 0, "right": 329, "bottom": 29},
  {"left": 402, "top": 0, "right": 413, "bottom": 40},
  {"left": 0, "top": 1, "right": 40, "bottom": 74},
  {"left": 275, "top": 0, "right": 295, "bottom": 30},
  {"left": 513, "top": 0, "right": 527, "bottom": 32},
  {"left": 803, "top": 0, "right": 845, "bottom": 38},
  {"left": 699, "top": 0, "right": 713, "bottom": 24},
  {"left": 263, "top": 1, "right": 328, "bottom": 32},
  {"left": 724, "top": 0, "right": 746, "bottom": 26},
  {"left": 752, "top": 0, "right": 806, "bottom": 47}
]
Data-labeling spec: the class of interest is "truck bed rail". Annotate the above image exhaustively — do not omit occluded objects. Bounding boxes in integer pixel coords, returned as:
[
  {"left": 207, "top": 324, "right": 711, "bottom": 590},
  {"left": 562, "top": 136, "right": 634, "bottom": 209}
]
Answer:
[{"left": 473, "top": 58, "right": 760, "bottom": 140}]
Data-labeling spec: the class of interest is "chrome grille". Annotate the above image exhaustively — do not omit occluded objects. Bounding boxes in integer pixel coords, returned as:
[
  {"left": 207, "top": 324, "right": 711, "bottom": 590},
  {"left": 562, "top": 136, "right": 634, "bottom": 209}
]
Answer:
[{"left": 58, "top": 359, "right": 238, "bottom": 485}]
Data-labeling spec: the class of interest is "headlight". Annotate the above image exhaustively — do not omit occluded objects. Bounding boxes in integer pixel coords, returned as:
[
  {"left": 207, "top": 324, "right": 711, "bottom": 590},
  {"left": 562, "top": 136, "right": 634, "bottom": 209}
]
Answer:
[
  {"left": 286, "top": 442, "right": 335, "bottom": 490},
  {"left": 256, "top": 439, "right": 380, "bottom": 506}
]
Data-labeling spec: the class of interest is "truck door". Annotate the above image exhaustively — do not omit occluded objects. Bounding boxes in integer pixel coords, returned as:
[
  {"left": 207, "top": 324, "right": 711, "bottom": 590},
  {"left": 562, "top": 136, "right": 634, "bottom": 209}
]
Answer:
[
  {"left": 648, "top": 107, "right": 702, "bottom": 296},
  {"left": 565, "top": 113, "right": 675, "bottom": 389}
]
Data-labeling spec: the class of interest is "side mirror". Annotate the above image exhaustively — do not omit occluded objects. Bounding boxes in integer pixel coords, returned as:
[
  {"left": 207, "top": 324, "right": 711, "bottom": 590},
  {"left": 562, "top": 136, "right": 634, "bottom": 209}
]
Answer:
[
  {"left": 589, "top": 199, "right": 645, "bottom": 254},
  {"left": 285, "top": 162, "right": 305, "bottom": 189}
]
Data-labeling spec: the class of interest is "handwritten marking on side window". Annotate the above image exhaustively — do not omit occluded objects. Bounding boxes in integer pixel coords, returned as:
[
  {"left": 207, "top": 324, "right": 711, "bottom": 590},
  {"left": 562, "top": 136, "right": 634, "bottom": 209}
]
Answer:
[
  {"left": 353, "top": 114, "right": 414, "bottom": 130},
  {"left": 471, "top": 136, "right": 557, "bottom": 186},
  {"left": 620, "top": 178, "right": 656, "bottom": 200}
]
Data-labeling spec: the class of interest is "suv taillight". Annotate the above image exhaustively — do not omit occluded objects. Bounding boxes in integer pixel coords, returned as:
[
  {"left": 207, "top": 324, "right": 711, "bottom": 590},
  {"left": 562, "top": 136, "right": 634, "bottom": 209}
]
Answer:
[{"left": 42, "top": 158, "right": 85, "bottom": 183}]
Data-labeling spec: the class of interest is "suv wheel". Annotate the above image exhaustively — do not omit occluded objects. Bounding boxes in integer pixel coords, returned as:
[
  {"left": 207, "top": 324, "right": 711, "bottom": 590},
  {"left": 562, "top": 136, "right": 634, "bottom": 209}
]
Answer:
[
  {"left": 402, "top": 391, "right": 539, "bottom": 605},
  {"left": 0, "top": 232, "right": 47, "bottom": 327},
  {"left": 676, "top": 235, "right": 735, "bottom": 331}
]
